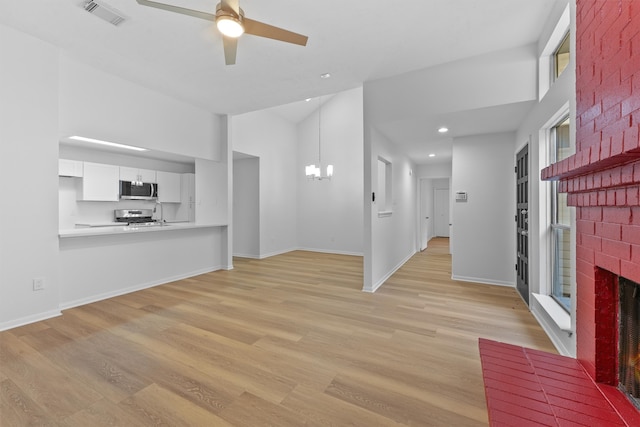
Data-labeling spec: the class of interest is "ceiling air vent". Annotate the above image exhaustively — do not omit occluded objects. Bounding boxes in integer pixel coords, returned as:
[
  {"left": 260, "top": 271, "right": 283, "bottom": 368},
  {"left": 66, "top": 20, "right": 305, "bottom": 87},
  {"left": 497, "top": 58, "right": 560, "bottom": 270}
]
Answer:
[{"left": 84, "top": 0, "right": 126, "bottom": 26}]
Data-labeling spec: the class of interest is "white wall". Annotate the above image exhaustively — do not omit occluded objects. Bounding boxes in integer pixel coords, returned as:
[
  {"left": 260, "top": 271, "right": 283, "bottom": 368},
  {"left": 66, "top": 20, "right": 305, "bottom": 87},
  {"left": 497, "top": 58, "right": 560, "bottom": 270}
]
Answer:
[
  {"left": 297, "top": 88, "right": 364, "bottom": 255},
  {"left": 232, "top": 110, "right": 298, "bottom": 258},
  {"left": 363, "top": 127, "right": 418, "bottom": 291},
  {"left": 59, "top": 228, "right": 222, "bottom": 308},
  {"left": 233, "top": 157, "right": 260, "bottom": 258},
  {"left": 195, "top": 158, "right": 228, "bottom": 225},
  {"left": 0, "top": 25, "right": 61, "bottom": 329},
  {"left": 451, "top": 132, "right": 516, "bottom": 287},
  {"left": 0, "top": 25, "right": 229, "bottom": 330},
  {"left": 418, "top": 162, "right": 452, "bottom": 178},
  {"left": 59, "top": 54, "right": 222, "bottom": 161},
  {"left": 364, "top": 45, "right": 537, "bottom": 124}
]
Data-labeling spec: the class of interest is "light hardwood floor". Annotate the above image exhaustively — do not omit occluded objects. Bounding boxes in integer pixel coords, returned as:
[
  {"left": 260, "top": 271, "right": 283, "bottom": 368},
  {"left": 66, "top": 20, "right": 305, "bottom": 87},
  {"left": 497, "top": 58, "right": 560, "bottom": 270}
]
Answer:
[{"left": 0, "top": 238, "right": 555, "bottom": 426}]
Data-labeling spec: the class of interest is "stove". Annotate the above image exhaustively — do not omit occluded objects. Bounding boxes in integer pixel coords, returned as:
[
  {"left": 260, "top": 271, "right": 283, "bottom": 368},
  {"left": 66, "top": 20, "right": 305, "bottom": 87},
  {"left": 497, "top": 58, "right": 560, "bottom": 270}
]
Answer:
[{"left": 114, "top": 209, "right": 157, "bottom": 225}]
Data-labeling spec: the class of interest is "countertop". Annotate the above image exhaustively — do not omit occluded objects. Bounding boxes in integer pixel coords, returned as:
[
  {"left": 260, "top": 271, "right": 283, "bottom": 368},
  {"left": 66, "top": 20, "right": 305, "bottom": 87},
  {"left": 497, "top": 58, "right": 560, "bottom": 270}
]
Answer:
[{"left": 59, "top": 222, "right": 227, "bottom": 238}]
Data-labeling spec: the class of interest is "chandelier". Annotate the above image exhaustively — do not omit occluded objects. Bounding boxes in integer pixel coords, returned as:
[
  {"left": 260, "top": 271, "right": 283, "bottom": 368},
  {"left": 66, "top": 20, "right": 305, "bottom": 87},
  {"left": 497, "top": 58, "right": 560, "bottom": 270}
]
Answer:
[{"left": 305, "top": 96, "right": 333, "bottom": 180}]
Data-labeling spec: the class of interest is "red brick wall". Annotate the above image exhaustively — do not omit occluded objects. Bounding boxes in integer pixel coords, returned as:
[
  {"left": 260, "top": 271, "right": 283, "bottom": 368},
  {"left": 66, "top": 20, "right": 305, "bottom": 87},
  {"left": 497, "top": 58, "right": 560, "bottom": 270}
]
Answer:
[{"left": 542, "top": 0, "right": 640, "bottom": 388}]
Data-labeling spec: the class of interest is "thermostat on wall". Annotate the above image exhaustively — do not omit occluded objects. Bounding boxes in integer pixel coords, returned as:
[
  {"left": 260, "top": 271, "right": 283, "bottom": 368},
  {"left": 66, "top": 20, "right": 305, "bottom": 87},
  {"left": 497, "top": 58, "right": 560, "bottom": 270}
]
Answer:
[{"left": 455, "top": 191, "right": 468, "bottom": 202}]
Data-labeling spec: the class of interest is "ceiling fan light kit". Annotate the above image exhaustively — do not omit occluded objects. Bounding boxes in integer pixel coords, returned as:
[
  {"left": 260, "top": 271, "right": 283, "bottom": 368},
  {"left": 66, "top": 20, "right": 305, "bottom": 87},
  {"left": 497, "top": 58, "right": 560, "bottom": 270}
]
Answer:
[
  {"left": 136, "top": 0, "right": 308, "bottom": 65},
  {"left": 215, "top": 4, "right": 244, "bottom": 38}
]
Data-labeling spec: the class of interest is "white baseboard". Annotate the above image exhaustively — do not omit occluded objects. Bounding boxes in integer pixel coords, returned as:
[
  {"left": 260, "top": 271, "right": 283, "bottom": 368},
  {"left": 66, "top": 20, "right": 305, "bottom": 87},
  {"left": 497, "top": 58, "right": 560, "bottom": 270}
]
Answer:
[
  {"left": 296, "top": 247, "right": 364, "bottom": 257},
  {"left": 59, "top": 265, "right": 222, "bottom": 311},
  {"left": 364, "top": 250, "right": 416, "bottom": 293},
  {"left": 240, "top": 247, "right": 364, "bottom": 260},
  {"left": 0, "top": 309, "right": 62, "bottom": 332},
  {"left": 451, "top": 275, "right": 514, "bottom": 287},
  {"left": 232, "top": 252, "right": 261, "bottom": 259},
  {"left": 256, "top": 247, "right": 299, "bottom": 259}
]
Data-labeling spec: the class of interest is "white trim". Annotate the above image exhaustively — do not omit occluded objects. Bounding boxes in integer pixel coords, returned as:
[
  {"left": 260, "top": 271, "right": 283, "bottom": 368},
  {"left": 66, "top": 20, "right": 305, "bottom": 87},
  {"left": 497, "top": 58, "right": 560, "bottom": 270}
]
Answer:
[
  {"left": 296, "top": 247, "right": 364, "bottom": 257},
  {"left": 237, "top": 247, "right": 364, "bottom": 260},
  {"left": 451, "top": 275, "right": 514, "bottom": 287},
  {"left": 539, "top": 3, "right": 571, "bottom": 100},
  {"left": 233, "top": 252, "right": 262, "bottom": 259},
  {"left": 59, "top": 266, "right": 222, "bottom": 310},
  {"left": 532, "top": 293, "right": 572, "bottom": 332},
  {"left": 0, "top": 309, "right": 62, "bottom": 332},
  {"left": 256, "top": 247, "right": 299, "bottom": 259},
  {"left": 363, "top": 250, "right": 416, "bottom": 293},
  {"left": 531, "top": 297, "right": 574, "bottom": 357}
]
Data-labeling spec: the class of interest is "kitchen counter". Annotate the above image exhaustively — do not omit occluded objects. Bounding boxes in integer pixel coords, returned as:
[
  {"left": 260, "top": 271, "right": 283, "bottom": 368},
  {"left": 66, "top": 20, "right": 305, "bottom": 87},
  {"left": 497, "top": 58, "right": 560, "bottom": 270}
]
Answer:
[{"left": 59, "top": 222, "right": 226, "bottom": 238}]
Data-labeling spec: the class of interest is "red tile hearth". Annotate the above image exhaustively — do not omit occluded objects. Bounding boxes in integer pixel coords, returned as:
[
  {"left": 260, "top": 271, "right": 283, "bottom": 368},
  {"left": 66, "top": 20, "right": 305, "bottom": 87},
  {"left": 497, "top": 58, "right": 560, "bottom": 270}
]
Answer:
[{"left": 479, "top": 339, "right": 640, "bottom": 426}]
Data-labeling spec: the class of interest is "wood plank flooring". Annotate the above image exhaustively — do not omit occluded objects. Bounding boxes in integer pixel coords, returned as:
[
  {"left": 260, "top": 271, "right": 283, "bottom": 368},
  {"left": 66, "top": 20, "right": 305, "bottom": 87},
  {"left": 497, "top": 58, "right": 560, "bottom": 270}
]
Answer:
[{"left": 0, "top": 238, "right": 556, "bottom": 426}]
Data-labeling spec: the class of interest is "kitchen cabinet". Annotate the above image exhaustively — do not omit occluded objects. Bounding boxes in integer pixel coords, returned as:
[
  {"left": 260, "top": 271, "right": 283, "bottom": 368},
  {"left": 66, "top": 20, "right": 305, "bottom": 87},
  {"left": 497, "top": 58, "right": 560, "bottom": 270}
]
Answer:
[
  {"left": 176, "top": 173, "right": 195, "bottom": 222},
  {"left": 120, "top": 166, "right": 156, "bottom": 183},
  {"left": 156, "top": 171, "right": 181, "bottom": 203},
  {"left": 59, "top": 159, "right": 83, "bottom": 177},
  {"left": 77, "top": 162, "right": 119, "bottom": 201}
]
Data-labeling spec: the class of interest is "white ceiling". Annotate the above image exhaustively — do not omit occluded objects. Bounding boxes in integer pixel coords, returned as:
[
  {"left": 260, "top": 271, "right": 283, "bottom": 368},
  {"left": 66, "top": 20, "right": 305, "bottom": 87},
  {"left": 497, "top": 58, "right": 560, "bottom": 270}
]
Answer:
[{"left": 0, "top": 0, "right": 559, "bottom": 163}]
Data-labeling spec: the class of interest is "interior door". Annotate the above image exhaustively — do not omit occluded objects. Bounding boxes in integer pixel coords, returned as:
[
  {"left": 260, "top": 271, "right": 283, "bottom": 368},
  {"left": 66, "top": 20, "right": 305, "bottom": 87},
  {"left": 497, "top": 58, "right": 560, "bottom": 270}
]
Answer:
[
  {"left": 516, "top": 144, "right": 529, "bottom": 304},
  {"left": 434, "top": 188, "right": 450, "bottom": 237},
  {"left": 420, "top": 179, "right": 433, "bottom": 250}
]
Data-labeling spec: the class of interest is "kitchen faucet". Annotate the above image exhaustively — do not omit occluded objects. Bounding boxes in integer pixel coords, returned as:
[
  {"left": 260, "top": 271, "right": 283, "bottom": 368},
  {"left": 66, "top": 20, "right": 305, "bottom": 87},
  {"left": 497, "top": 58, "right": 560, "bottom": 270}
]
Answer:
[{"left": 153, "top": 201, "right": 164, "bottom": 223}]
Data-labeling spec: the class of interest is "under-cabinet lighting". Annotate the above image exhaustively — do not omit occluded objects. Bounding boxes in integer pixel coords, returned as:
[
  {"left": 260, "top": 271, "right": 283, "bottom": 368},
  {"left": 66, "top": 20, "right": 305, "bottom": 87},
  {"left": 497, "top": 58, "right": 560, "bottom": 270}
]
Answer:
[{"left": 69, "top": 136, "right": 148, "bottom": 151}]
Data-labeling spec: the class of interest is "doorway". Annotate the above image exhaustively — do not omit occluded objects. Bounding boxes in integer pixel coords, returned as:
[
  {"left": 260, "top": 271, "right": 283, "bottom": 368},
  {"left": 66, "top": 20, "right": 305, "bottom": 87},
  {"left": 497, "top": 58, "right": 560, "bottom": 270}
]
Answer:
[
  {"left": 419, "top": 178, "right": 434, "bottom": 250},
  {"left": 516, "top": 144, "right": 529, "bottom": 304},
  {"left": 233, "top": 152, "right": 260, "bottom": 258},
  {"left": 434, "top": 188, "right": 450, "bottom": 237}
]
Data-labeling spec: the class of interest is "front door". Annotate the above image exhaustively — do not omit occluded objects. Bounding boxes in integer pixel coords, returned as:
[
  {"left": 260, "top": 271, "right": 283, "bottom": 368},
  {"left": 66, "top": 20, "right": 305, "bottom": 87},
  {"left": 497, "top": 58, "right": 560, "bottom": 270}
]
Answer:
[{"left": 516, "top": 144, "right": 529, "bottom": 304}]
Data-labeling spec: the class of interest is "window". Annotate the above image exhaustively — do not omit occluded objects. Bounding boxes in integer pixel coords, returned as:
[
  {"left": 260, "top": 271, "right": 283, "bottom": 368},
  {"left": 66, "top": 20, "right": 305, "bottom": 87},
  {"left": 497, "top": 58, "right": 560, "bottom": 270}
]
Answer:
[
  {"left": 538, "top": 4, "right": 570, "bottom": 99},
  {"left": 554, "top": 32, "right": 570, "bottom": 80},
  {"left": 550, "top": 117, "right": 572, "bottom": 311}
]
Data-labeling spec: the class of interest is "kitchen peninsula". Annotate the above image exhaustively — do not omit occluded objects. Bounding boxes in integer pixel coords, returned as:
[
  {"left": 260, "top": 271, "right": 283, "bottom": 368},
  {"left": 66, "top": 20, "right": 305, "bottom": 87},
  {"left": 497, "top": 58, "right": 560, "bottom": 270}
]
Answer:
[{"left": 58, "top": 145, "right": 230, "bottom": 312}]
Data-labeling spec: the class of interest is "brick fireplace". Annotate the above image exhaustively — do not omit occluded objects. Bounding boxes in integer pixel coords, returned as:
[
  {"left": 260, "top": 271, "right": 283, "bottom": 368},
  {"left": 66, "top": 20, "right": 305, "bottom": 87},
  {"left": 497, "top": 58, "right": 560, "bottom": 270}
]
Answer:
[{"left": 541, "top": 0, "right": 640, "bottom": 419}]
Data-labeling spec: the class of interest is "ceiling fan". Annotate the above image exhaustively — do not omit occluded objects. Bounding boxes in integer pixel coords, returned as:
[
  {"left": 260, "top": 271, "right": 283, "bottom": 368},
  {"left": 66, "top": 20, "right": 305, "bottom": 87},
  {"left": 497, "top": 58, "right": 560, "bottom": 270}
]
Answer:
[{"left": 136, "top": 0, "right": 308, "bottom": 65}]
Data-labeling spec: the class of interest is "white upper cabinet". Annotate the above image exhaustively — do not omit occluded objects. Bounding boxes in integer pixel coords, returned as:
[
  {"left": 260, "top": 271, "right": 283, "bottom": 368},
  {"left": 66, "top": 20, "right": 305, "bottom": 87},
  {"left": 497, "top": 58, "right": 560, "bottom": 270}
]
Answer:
[
  {"left": 59, "top": 159, "right": 83, "bottom": 177},
  {"left": 156, "top": 171, "right": 181, "bottom": 203},
  {"left": 120, "top": 166, "right": 156, "bottom": 183},
  {"left": 77, "top": 162, "right": 119, "bottom": 201}
]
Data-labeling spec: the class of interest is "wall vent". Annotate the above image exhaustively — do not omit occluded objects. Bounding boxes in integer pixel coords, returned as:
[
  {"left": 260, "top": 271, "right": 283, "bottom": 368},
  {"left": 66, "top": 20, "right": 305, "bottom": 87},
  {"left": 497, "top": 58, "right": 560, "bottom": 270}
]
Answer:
[{"left": 84, "top": 0, "right": 126, "bottom": 26}]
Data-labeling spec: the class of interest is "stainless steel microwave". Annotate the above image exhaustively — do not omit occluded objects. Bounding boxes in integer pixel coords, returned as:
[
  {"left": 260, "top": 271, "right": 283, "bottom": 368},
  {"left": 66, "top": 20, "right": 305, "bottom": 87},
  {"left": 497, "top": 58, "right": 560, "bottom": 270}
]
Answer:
[{"left": 119, "top": 180, "right": 158, "bottom": 200}]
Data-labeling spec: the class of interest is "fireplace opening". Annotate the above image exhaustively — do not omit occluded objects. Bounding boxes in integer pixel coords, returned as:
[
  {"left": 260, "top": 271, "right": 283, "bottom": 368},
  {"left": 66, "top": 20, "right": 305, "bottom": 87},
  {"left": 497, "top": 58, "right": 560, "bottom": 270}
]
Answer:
[{"left": 619, "top": 277, "right": 640, "bottom": 409}]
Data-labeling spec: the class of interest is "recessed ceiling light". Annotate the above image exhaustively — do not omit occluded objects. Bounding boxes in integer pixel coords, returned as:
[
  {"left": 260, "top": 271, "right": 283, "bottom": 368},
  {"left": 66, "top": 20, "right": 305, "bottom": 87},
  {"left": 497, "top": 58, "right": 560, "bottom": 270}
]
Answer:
[
  {"left": 305, "top": 98, "right": 312, "bottom": 102},
  {"left": 69, "top": 136, "right": 147, "bottom": 151},
  {"left": 429, "top": 153, "right": 436, "bottom": 157},
  {"left": 320, "top": 73, "right": 331, "bottom": 79},
  {"left": 438, "top": 127, "right": 449, "bottom": 133}
]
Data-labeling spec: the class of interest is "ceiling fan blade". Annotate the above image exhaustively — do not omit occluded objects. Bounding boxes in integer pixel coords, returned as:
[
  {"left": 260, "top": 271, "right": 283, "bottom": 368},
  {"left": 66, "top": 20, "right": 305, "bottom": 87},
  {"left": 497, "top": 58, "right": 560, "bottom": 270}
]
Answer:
[
  {"left": 136, "top": 0, "right": 215, "bottom": 21},
  {"left": 223, "top": 36, "right": 238, "bottom": 65},
  {"left": 243, "top": 18, "right": 308, "bottom": 46},
  {"left": 220, "top": 0, "right": 240, "bottom": 15}
]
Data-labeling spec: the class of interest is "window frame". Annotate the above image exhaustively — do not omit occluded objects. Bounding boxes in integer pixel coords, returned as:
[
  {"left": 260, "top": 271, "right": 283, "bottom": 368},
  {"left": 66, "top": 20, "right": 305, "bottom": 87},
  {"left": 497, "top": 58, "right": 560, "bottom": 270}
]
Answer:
[
  {"left": 549, "top": 115, "right": 572, "bottom": 312},
  {"left": 553, "top": 31, "right": 570, "bottom": 81}
]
